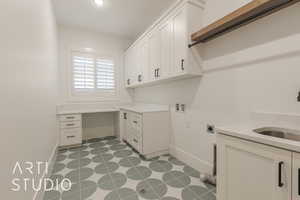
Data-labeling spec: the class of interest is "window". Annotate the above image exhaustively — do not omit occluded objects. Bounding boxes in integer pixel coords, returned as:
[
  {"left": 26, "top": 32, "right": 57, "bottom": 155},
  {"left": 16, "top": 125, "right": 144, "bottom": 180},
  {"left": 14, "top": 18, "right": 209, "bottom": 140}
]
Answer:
[{"left": 71, "top": 52, "right": 116, "bottom": 99}]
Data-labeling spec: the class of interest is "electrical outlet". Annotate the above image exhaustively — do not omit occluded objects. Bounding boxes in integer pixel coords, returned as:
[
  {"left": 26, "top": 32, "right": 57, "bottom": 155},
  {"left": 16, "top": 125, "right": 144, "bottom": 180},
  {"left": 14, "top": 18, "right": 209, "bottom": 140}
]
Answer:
[
  {"left": 175, "top": 103, "right": 180, "bottom": 112},
  {"left": 180, "top": 104, "right": 186, "bottom": 112},
  {"left": 207, "top": 124, "right": 215, "bottom": 134}
]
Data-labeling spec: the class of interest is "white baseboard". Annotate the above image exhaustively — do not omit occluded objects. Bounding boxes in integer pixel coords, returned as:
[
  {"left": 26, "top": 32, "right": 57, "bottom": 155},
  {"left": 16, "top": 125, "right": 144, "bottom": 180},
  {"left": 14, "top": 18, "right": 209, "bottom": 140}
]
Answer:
[
  {"left": 33, "top": 142, "right": 59, "bottom": 200},
  {"left": 169, "top": 145, "right": 213, "bottom": 174}
]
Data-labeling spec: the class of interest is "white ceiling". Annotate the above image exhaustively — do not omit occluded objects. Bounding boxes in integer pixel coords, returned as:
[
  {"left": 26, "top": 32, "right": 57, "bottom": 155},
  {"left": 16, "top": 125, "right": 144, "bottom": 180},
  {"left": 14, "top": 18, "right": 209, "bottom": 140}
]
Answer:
[{"left": 52, "top": 0, "right": 176, "bottom": 40}]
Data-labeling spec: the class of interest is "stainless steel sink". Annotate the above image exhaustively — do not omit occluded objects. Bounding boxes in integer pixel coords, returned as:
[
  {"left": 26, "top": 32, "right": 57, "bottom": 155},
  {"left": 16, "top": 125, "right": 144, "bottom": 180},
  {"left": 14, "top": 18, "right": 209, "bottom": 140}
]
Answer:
[{"left": 253, "top": 127, "right": 300, "bottom": 142}]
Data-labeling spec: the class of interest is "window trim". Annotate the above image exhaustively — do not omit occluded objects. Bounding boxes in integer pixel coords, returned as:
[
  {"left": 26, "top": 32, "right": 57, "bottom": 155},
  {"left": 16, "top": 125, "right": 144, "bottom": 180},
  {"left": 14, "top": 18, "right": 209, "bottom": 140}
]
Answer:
[{"left": 67, "top": 50, "right": 120, "bottom": 102}]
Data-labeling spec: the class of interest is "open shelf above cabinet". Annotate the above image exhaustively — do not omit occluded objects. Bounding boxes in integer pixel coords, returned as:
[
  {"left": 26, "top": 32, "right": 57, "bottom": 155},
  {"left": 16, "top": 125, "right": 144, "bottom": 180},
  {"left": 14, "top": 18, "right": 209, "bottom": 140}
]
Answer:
[{"left": 189, "top": 0, "right": 300, "bottom": 47}]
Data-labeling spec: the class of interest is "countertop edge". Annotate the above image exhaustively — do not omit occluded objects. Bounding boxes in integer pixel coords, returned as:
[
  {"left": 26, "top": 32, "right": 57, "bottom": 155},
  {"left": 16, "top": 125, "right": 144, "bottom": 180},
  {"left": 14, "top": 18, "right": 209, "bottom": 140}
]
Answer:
[{"left": 216, "top": 127, "right": 300, "bottom": 153}]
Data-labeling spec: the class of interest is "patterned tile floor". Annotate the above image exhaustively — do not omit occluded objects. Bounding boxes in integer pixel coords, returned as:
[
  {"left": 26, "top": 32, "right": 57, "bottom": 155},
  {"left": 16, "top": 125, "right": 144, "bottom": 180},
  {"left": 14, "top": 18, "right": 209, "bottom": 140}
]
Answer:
[{"left": 44, "top": 136, "right": 216, "bottom": 200}]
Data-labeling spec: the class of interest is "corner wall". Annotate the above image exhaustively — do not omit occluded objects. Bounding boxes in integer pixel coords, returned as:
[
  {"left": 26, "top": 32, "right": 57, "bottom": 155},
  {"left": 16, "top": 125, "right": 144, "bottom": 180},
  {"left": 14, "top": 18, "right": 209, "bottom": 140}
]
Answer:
[
  {"left": 134, "top": 1, "right": 300, "bottom": 173},
  {"left": 0, "top": 0, "right": 59, "bottom": 199}
]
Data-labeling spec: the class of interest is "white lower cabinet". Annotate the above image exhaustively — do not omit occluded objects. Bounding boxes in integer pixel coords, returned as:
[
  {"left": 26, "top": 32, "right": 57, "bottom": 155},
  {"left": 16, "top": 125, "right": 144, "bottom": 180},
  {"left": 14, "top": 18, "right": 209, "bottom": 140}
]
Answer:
[
  {"left": 120, "top": 109, "right": 170, "bottom": 158},
  {"left": 58, "top": 114, "right": 82, "bottom": 146},
  {"left": 293, "top": 153, "right": 300, "bottom": 200},
  {"left": 217, "top": 134, "right": 292, "bottom": 200},
  {"left": 60, "top": 128, "right": 82, "bottom": 146}
]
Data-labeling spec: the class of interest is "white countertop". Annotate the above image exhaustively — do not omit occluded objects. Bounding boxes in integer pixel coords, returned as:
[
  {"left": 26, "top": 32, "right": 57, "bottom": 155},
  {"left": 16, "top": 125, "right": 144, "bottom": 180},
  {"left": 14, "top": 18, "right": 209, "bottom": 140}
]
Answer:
[
  {"left": 217, "top": 124, "right": 300, "bottom": 153},
  {"left": 120, "top": 104, "right": 169, "bottom": 113},
  {"left": 57, "top": 108, "right": 119, "bottom": 115},
  {"left": 56, "top": 104, "right": 169, "bottom": 115}
]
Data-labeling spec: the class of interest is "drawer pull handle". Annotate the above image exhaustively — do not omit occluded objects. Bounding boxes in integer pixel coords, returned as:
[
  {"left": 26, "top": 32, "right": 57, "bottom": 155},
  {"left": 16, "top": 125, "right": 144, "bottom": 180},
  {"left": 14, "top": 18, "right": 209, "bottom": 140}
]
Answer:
[
  {"left": 66, "top": 124, "right": 75, "bottom": 126},
  {"left": 278, "top": 161, "right": 284, "bottom": 187},
  {"left": 181, "top": 59, "right": 185, "bottom": 71},
  {"left": 67, "top": 136, "right": 75, "bottom": 139},
  {"left": 133, "top": 121, "right": 138, "bottom": 124},
  {"left": 66, "top": 117, "right": 75, "bottom": 119}
]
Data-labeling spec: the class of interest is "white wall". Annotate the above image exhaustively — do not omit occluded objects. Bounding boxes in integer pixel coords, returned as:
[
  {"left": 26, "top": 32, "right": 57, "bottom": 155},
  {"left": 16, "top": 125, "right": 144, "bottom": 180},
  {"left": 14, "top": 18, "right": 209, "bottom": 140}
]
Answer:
[
  {"left": 134, "top": 1, "right": 300, "bottom": 172},
  {"left": 58, "top": 25, "right": 133, "bottom": 105},
  {"left": 0, "top": 0, "right": 58, "bottom": 199},
  {"left": 58, "top": 25, "right": 133, "bottom": 138}
]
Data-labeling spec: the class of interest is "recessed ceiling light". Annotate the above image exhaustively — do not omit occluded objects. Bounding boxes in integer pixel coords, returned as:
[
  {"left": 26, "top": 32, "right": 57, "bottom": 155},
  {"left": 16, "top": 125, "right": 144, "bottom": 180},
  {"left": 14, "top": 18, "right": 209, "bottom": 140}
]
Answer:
[{"left": 93, "top": 0, "right": 104, "bottom": 7}]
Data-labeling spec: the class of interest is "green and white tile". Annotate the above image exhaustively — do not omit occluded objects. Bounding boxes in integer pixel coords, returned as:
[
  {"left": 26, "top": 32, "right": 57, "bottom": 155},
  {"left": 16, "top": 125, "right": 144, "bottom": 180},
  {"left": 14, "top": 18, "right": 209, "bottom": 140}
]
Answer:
[{"left": 44, "top": 137, "right": 216, "bottom": 200}]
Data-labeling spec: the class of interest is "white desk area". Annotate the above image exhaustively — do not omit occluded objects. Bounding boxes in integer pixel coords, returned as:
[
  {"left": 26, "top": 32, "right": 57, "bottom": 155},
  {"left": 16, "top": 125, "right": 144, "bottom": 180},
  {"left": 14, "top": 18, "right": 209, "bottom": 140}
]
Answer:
[
  {"left": 57, "top": 105, "right": 120, "bottom": 146},
  {"left": 57, "top": 108, "right": 119, "bottom": 115},
  {"left": 56, "top": 104, "right": 171, "bottom": 156}
]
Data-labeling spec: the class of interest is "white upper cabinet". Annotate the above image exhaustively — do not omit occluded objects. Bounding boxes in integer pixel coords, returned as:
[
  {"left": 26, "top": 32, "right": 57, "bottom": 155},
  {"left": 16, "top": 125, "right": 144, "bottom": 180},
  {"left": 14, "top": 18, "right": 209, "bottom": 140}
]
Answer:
[
  {"left": 159, "top": 20, "right": 173, "bottom": 78},
  {"left": 124, "top": 50, "right": 131, "bottom": 86},
  {"left": 149, "top": 29, "right": 161, "bottom": 81},
  {"left": 138, "top": 38, "right": 149, "bottom": 83},
  {"left": 125, "top": 43, "right": 139, "bottom": 87},
  {"left": 173, "top": 8, "right": 187, "bottom": 75},
  {"left": 124, "top": 0, "right": 204, "bottom": 88}
]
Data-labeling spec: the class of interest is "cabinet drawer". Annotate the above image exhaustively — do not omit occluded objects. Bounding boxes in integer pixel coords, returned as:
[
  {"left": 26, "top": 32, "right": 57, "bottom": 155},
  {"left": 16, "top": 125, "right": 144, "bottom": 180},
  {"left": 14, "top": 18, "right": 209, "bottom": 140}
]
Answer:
[
  {"left": 60, "top": 121, "right": 81, "bottom": 129},
  {"left": 132, "top": 136, "right": 140, "bottom": 152},
  {"left": 59, "top": 114, "right": 81, "bottom": 122},
  {"left": 131, "top": 113, "right": 142, "bottom": 131},
  {"left": 60, "top": 128, "right": 82, "bottom": 146}
]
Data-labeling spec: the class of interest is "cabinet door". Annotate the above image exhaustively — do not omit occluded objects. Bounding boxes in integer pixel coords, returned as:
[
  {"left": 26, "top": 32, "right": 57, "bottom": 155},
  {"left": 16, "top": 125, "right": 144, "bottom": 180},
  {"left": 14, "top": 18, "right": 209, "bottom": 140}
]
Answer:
[
  {"left": 125, "top": 47, "right": 138, "bottom": 86},
  {"left": 159, "top": 20, "right": 173, "bottom": 78},
  {"left": 149, "top": 30, "right": 161, "bottom": 81},
  {"left": 124, "top": 52, "right": 131, "bottom": 86},
  {"left": 125, "top": 112, "right": 132, "bottom": 144},
  {"left": 293, "top": 153, "right": 300, "bottom": 200},
  {"left": 173, "top": 8, "right": 187, "bottom": 75},
  {"left": 217, "top": 134, "right": 292, "bottom": 200},
  {"left": 130, "top": 46, "right": 138, "bottom": 85},
  {"left": 120, "top": 111, "right": 127, "bottom": 141},
  {"left": 138, "top": 38, "right": 149, "bottom": 83}
]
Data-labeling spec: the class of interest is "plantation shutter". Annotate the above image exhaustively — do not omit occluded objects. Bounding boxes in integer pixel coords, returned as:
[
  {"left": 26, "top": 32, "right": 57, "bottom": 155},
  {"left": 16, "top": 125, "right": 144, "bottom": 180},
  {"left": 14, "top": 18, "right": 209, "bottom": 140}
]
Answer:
[
  {"left": 71, "top": 52, "right": 116, "bottom": 97},
  {"left": 96, "top": 59, "right": 115, "bottom": 91},
  {"left": 72, "top": 53, "right": 95, "bottom": 90}
]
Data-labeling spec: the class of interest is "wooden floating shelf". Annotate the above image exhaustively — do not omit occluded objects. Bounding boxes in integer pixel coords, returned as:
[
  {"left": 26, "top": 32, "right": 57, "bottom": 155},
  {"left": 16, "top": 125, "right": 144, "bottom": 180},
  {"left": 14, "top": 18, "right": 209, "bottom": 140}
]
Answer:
[{"left": 189, "top": 0, "right": 300, "bottom": 47}]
